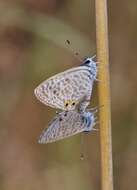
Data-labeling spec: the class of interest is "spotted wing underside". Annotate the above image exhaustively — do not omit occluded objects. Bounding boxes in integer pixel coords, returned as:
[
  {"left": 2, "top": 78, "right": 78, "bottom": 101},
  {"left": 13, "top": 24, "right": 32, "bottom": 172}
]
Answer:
[
  {"left": 38, "top": 110, "right": 95, "bottom": 144},
  {"left": 34, "top": 66, "right": 96, "bottom": 111}
]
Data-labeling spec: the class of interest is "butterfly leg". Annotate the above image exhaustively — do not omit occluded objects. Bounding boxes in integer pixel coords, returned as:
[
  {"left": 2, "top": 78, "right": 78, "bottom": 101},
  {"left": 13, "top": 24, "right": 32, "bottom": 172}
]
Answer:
[
  {"left": 92, "top": 119, "right": 100, "bottom": 131},
  {"left": 87, "top": 104, "right": 104, "bottom": 112},
  {"left": 80, "top": 133, "right": 85, "bottom": 160}
]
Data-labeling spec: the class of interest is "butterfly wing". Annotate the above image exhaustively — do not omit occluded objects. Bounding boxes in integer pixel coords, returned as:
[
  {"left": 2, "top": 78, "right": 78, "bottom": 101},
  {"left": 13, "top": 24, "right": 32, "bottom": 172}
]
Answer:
[
  {"left": 38, "top": 110, "right": 96, "bottom": 144},
  {"left": 34, "top": 61, "right": 97, "bottom": 111}
]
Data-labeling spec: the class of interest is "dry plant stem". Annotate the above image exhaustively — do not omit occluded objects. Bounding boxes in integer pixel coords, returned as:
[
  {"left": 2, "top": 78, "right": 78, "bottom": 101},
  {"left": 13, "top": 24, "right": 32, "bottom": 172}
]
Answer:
[{"left": 95, "top": 0, "right": 113, "bottom": 190}]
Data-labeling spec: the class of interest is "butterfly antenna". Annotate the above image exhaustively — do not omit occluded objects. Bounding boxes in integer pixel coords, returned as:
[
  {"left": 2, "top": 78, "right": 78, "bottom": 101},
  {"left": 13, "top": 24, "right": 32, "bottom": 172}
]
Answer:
[
  {"left": 93, "top": 120, "right": 100, "bottom": 131},
  {"left": 91, "top": 54, "right": 96, "bottom": 60},
  {"left": 66, "top": 40, "right": 83, "bottom": 62},
  {"left": 87, "top": 104, "right": 104, "bottom": 112},
  {"left": 80, "top": 133, "right": 85, "bottom": 160}
]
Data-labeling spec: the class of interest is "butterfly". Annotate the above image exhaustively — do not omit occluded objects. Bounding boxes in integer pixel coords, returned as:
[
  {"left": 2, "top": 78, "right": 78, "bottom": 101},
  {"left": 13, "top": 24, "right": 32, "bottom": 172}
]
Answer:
[
  {"left": 34, "top": 57, "right": 98, "bottom": 112},
  {"left": 38, "top": 108, "right": 98, "bottom": 144}
]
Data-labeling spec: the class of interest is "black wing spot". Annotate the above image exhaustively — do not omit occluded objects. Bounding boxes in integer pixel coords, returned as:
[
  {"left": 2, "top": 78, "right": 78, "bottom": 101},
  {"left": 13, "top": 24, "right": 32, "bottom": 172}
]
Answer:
[
  {"left": 65, "top": 78, "right": 70, "bottom": 82},
  {"left": 64, "top": 112, "right": 67, "bottom": 117},
  {"left": 84, "top": 60, "right": 90, "bottom": 64},
  {"left": 65, "top": 103, "right": 69, "bottom": 107},
  {"left": 53, "top": 90, "right": 56, "bottom": 94},
  {"left": 72, "top": 102, "right": 75, "bottom": 106},
  {"left": 59, "top": 118, "right": 63, "bottom": 122},
  {"left": 81, "top": 59, "right": 91, "bottom": 66}
]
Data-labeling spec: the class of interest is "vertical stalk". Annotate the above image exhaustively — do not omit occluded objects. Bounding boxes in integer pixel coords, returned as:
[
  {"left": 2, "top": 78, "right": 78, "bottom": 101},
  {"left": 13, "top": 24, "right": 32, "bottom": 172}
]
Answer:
[{"left": 95, "top": 0, "right": 113, "bottom": 190}]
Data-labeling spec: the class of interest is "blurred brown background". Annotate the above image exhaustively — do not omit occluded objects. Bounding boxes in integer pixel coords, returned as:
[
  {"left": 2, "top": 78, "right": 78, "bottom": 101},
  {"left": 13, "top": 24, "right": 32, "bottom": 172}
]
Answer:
[{"left": 0, "top": 0, "right": 137, "bottom": 190}]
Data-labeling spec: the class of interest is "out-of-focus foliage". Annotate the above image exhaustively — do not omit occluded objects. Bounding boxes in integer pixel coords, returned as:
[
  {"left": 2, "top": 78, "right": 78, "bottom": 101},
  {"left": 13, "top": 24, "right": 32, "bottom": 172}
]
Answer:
[{"left": 0, "top": 0, "right": 137, "bottom": 190}]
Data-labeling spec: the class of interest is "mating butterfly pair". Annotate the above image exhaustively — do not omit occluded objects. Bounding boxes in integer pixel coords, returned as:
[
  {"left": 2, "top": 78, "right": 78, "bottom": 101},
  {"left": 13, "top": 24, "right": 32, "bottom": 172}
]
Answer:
[{"left": 34, "top": 57, "right": 98, "bottom": 143}]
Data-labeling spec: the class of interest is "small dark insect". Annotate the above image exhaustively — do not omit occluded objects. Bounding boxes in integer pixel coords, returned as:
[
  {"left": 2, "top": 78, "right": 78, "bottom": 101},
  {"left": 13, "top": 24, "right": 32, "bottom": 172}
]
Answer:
[{"left": 66, "top": 40, "right": 70, "bottom": 44}]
